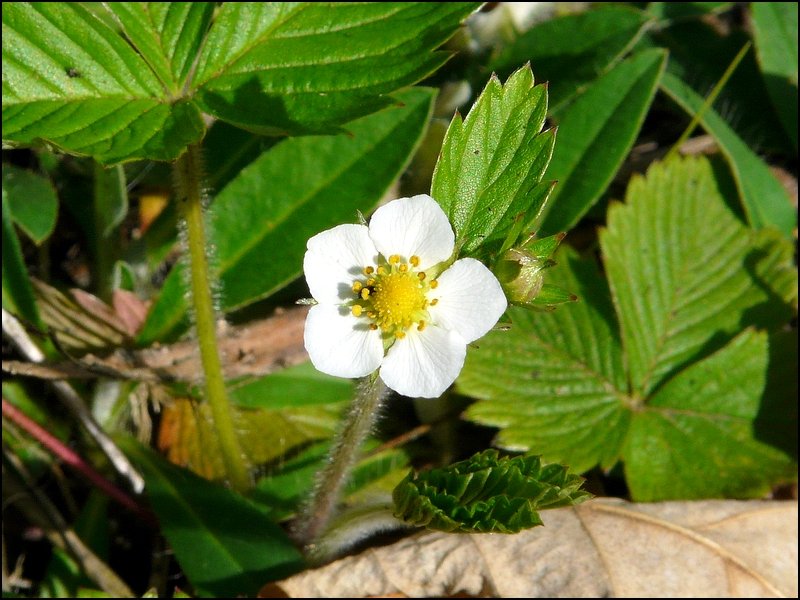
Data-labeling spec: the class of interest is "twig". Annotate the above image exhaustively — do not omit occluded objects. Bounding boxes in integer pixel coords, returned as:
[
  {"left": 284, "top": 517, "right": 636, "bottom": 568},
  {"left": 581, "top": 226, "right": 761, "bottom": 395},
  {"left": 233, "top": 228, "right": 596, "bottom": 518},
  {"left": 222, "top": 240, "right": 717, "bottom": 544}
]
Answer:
[
  {"left": 3, "top": 446, "right": 135, "bottom": 597},
  {"left": 2, "top": 398, "right": 154, "bottom": 524},
  {"left": 2, "top": 309, "right": 144, "bottom": 493}
]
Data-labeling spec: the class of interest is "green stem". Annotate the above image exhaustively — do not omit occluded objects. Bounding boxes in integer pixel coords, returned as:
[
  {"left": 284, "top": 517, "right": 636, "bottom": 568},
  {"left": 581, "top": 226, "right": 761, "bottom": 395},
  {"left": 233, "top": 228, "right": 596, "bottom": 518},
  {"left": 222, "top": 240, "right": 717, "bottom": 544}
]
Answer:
[
  {"left": 294, "top": 373, "right": 388, "bottom": 557},
  {"left": 174, "top": 144, "right": 250, "bottom": 492},
  {"left": 666, "top": 42, "right": 751, "bottom": 161}
]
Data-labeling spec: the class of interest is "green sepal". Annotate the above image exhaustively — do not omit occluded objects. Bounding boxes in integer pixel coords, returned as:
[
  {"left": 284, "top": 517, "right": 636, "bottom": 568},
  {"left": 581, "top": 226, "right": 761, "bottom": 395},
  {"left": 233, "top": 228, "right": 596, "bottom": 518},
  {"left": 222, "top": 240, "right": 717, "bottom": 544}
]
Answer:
[
  {"left": 392, "top": 449, "right": 591, "bottom": 534},
  {"left": 523, "top": 284, "right": 578, "bottom": 312},
  {"left": 493, "top": 232, "right": 575, "bottom": 309}
]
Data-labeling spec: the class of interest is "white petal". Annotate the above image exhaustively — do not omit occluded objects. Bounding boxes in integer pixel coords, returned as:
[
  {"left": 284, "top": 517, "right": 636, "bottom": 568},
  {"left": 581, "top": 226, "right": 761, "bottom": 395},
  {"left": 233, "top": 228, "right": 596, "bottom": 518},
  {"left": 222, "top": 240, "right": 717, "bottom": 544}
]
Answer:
[
  {"left": 304, "top": 304, "right": 383, "bottom": 379},
  {"left": 429, "top": 258, "right": 507, "bottom": 343},
  {"left": 368, "top": 195, "right": 455, "bottom": 269},
  {"left": 380, "top": 325, "right": 466, "bottom": 398},
  {"left": 304, "top": 224, "right": 379, "bottom": 304}
]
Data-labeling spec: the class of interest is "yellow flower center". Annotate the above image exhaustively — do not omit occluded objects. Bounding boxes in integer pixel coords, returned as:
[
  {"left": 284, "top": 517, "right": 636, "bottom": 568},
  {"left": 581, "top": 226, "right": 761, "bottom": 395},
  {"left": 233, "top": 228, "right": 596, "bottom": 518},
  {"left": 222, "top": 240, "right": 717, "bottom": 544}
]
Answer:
[
  {"left": 372, "top": 272, "right": 427, "bottom": 331},
  {"left": 350, "top": 254, "right": 438, "bottom": 339}
]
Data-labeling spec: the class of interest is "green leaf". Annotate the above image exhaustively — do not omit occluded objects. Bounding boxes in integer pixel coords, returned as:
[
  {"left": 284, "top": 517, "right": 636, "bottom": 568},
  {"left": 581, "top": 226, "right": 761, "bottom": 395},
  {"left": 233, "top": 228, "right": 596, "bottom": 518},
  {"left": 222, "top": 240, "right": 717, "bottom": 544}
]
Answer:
[
  {"left": 490, "top": 5, "right": 653, "bottom": 113},
  {"left": 461, "top": 156, "right": 797, "bottom": 498},
  {"left": 138, "top": 87, "right": 435, "bottom": 344},
  {"left": 392, "top": 449, "right": 591, "bottom": 533},
  {"left": 104, "top": 3, "right": 215, "bottom": 92},
  {"left": 193, "top": 3, "right": 479, "bottom": 135},
  {"left": 539, "top": 49, "right": 666, "bottom": 235},
  {"left": 600, "top": 155, "right": 796, "bottom": 397},
  {"left": 660, "top": 72, "right": 795, "bottom": 237},
  {"left": 229, "top": 362, "right": 353, "bottom": 409},
  {"left": 751, "top": 2, "right": 798, "bottom": 152},
  {"left": 625, "top": 329, "right": 797, "bottom": 500},
  {"left": 120, "top": 438, "right": 304, "bottom": 597},
  {"left": 461, "top": 248, "right": 631, "bottom": 473},
  {"left": 1, "top": 196, "right": 42, "bottom": 327},
  {"left": 2, "top": 3, "right": 205, "bottom": 164},
  {"left": 2, "top": 164, "right": 58, "bottom": 244},
  {"left": 431, "top": 66, "right": 554, "bottom": 255}
]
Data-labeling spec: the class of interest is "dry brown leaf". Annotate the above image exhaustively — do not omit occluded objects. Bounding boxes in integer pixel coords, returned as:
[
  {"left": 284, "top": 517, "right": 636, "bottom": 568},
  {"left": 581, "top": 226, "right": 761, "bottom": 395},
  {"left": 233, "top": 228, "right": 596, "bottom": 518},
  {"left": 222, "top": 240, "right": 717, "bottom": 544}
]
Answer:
[{"left": 269, "top": 499, "right": 797, "bottom": 598}]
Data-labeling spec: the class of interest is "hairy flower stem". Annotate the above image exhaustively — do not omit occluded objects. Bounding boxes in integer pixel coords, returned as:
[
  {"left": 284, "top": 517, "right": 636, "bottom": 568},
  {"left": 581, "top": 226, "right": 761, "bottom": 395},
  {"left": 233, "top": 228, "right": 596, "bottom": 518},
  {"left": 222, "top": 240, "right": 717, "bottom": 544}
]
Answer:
[
  {"left": 174, "top": 144, "right": 250, "bottom": 492},
  {"left": 294, "top": 373, "right": 388, "bottom": 558}
]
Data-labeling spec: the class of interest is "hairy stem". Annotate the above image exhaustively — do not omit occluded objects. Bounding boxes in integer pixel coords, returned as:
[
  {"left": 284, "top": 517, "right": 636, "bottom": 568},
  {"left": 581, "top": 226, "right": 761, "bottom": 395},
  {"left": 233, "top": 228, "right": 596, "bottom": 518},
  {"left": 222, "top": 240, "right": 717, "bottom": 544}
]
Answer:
[
  {"left": 294, "top": 373, "right": 388, "bottom": 558},
  {"left": 174, "top": 144, "right": 250, "bottom": 492}
]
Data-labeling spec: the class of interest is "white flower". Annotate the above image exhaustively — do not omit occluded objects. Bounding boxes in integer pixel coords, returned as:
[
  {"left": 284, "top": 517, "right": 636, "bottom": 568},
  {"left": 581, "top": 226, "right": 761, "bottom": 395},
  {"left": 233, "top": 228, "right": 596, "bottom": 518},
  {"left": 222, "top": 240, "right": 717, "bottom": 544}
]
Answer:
[{"left": 303, "top": 194, "right": 507, "bottom": 398}]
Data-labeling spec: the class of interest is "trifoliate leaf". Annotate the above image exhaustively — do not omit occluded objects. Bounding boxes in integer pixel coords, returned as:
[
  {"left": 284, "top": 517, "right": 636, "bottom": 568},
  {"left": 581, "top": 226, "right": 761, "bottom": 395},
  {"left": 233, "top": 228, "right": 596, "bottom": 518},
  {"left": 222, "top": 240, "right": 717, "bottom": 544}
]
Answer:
[
  {"left": 460, "top": 155, "right": 797, "bottom": 499},
  {"left": 393, "top": 450, "right": 591, "bottom": 533}
]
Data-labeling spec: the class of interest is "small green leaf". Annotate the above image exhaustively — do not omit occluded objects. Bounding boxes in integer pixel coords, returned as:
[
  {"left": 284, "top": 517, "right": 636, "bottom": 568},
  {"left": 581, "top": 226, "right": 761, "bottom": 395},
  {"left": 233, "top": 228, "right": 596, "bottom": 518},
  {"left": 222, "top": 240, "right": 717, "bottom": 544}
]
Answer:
[
  {"left": 751, "top": 2, "right": 798, "bottom": 152},
  {"left": 491, "top": 5, "right": 653, "bottom": 112},
  {"left": 2, "top": 164, "right": 58, "bottom": 244},
  {"left": 539, "top": 49, "right": 666, "bottom": 234},
  {"left": 139, "top": 87, "right": 435, "bottom": 344},
  {"left": 1, "top": 196, "right": 41, "bottom": 327},
  {"left": 193, "top": 3, "right": 479, "bottom": 135},
  {"left": 393, "top": 449, "right": 591, "bottom": 533},
  {"left": 120, "top": 438, "right": 304, "bottom": 597},
  {"left": 2, "top": 3, "right": 205, "bottom": 164},
  {"left": 625, "top": 329, "right": 796, "bottom": 500},
  {"left": 431, "top": 66, "right": 554, "bottom": 254},
  {"left": 660, "top": 72, "right": 795, "bottom": 237},
  {"left": 600, "top": 155, "right": 796, "bottom": 397}
]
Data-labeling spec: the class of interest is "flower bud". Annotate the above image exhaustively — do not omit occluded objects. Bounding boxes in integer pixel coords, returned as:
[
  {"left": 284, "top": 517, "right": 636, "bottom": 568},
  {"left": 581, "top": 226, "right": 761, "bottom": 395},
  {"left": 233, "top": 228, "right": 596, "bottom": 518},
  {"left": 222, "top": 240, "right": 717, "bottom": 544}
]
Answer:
[
  {"left": 493, "top": 232, "right": 576, "bottom": 310},
  {"left": 494, "top": 247, "right": 551, "bottom": 305}
]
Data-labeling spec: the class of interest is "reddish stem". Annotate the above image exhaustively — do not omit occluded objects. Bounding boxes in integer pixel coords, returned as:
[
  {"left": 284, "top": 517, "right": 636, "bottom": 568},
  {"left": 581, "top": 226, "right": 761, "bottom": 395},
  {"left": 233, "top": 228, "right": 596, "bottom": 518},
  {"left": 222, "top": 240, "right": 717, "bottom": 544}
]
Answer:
[{"left": 2, "top": 398, "right": 155, "bottom": 525}]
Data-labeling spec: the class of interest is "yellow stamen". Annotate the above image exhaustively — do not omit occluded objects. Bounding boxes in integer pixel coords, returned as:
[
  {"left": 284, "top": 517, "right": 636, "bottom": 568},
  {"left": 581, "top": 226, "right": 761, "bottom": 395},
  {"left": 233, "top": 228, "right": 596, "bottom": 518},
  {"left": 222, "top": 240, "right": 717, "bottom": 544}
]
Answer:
[
  {"left": 369, "top": 323, "right": 378, "bottom": 330},
  {"left": 351, "top": 305, "right": 363, "bottom": 317},
  {"left": 377, "top": 266, "right": 387, "bottom": 275},
  {"left": 389, "top": 255, "right": 400, "bottom": 264},
  {"left": 367, "top": 278, "right": 376, "bottom": 286},
  {"left": 364, "top": 266, "right": 374, "bottom": 275},
  {"left": 395, "top": 331, "right": 406, "bottom": 339},
  {"left": 430, "top": 280, "right": 438, "bottom": 289},
  {"left": 352, "top": 281, "right": 363, "bottom": 293},
  {"left": 417, "top": 320, "right": 426, "bottom": 332},
  {"left": 399, "top": 264, "right": 408, "bottom": 273},
  {"left": 417, "top": 272, "right": 426, "bottom": 280},
  {"left": 361, "top": 288, "right": 370, "bottom": 300},
  {"left": 410, "top": 255, "right": 420, "bottom": 267},
  {"left": 430, "top": 298, "right": 438, "bottom": 306}
]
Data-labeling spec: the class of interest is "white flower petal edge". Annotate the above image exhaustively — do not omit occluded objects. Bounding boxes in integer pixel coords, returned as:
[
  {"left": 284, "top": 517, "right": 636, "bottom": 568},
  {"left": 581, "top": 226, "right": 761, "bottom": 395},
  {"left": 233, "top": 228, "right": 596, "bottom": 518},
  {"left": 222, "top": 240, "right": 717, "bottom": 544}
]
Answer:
[
  {"left": 368, "top": 195, "right": 455, "bottom": 269},
  {"left": 304, "top": 224, "right": 378, "bottom": 304},
  {"left": 429, "top": 258, "right": 508, "bottom": 343},
  {"left": 380, "top": 325, "right": 466, "bottom": 398},
  {"left": 304, "top": 304, "right": 383, "bottom": 379}
]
